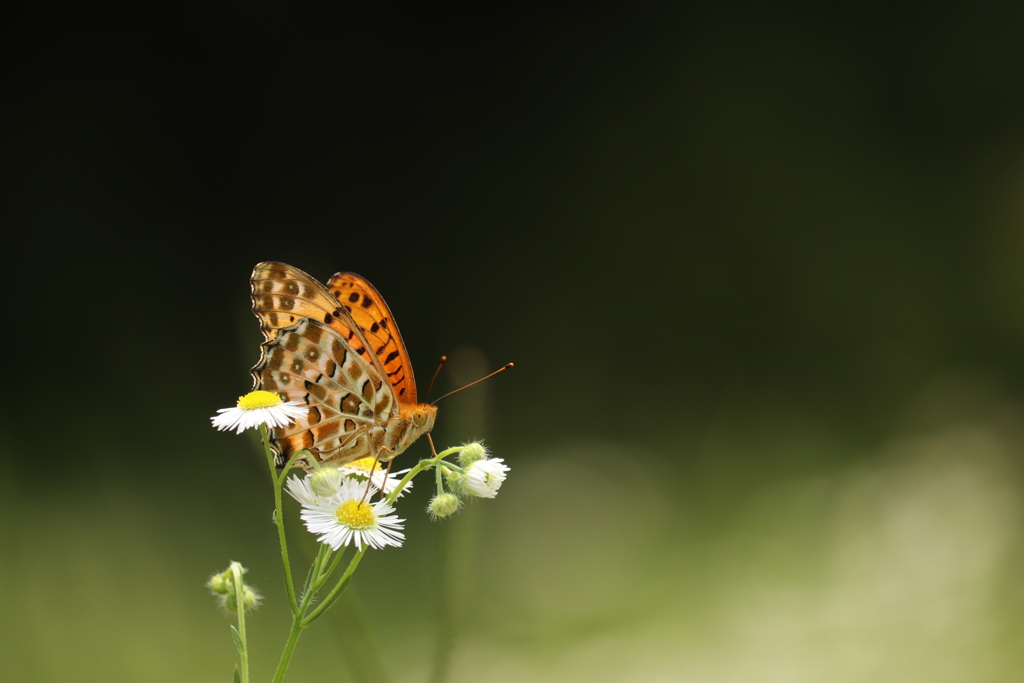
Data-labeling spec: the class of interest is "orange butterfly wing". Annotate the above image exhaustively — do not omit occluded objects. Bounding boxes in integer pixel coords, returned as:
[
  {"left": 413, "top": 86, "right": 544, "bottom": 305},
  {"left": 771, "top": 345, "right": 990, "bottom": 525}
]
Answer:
[
  {"left": 249, "top": 262, "right": 435, "bottom": 470},
  {"left": 326, "top": 272, "right": 419, "bottom": 404},
  {"left": 250, "top": 262, "right": 392, "bottom": 387}
]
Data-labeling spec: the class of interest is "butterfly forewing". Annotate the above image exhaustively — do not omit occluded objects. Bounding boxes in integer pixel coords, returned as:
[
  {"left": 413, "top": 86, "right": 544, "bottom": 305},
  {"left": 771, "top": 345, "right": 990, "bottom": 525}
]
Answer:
[
  {"left": 254, "top": 318, "right": 396, "bottom": 468},
  {"left": 327, "top": 272, "right": 419, "bottom": 404},
  {"left": 250, "top": 262, "right": 392, "bottom": 385}
]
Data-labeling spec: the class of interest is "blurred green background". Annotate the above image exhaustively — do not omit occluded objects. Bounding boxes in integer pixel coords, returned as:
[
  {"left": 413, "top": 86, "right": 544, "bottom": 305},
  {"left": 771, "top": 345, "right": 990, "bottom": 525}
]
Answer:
[{"left": 5, "top": 3, "right": 1024, "bottom": 681}]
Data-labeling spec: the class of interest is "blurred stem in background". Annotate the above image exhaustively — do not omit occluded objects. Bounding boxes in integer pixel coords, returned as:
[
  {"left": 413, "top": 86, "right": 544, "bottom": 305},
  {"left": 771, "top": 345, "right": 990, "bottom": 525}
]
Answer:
[
  {"left": 334, "top": 590, "right": 392, "bottom": 683},
  {"left": 431, "top": 349, "right": 491, "bottom": 683}
]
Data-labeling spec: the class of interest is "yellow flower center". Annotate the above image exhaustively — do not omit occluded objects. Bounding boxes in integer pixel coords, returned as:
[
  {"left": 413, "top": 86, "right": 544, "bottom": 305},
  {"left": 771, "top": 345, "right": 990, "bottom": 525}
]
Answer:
[
  {"left": 348, "top": 457, "right": 382, "bottom": 474},
  {"left": 237, "top": 391, "right": 283, "bottom": 410},
  {"left": 336, "top": 500, "right": 375, "bottom": 530}
]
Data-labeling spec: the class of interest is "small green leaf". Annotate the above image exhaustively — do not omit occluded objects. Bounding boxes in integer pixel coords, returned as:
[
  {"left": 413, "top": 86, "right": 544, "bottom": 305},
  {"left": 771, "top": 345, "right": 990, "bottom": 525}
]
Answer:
[
  {"left": 231, "top": 625, "right": 244, "bottom": 654},
  {"left": 233, "top": 663, "right": 241, "bottom": 683}
]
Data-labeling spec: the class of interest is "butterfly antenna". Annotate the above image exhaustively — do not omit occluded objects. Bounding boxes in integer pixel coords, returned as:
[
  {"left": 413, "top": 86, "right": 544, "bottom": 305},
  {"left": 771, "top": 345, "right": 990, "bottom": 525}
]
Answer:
[
  {"left": 430, "top": 362, "right": 514, "bottom": 405},
  {"left": 426, "top": 356, "right": 448, "bottom": 402}
]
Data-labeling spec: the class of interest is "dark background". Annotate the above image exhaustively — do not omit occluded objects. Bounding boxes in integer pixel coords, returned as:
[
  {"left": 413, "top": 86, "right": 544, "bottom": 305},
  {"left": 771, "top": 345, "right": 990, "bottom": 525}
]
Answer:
[{"left": 5, "top": 4, "right": 1024, "bottom": 682}]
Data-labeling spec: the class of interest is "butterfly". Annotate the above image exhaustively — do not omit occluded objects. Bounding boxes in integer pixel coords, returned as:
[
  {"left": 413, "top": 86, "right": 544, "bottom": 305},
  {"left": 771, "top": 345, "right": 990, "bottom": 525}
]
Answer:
[{"left": 249, "top": 261, "right": 437, "bottom": 471}]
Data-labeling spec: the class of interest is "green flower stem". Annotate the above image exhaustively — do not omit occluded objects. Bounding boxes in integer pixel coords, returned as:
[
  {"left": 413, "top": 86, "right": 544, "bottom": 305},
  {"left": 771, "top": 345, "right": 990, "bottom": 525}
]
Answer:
[
  {"left": 230, "top": 562, "right": 249, "bottom": 683},
  {"left": 271, "top": 617, "right": 303, "bottom": 683},
  {"left": 260, "top": 424, "right": 299, "bottom": 615},
  {"left": 308, "top": 544, "right": 330, "bottom": 590},
  {"left": 301, "top": 546, "right": 367, "bottom": 627},
  {"left": 271, "top": 547, "right": 365, "bottom": 681},
  {"left": 266, "top": 443, "right": 469, "bottom": 682},
  {"left": 315, "top": 548, "right": 345, "bottom": 591},
  {"left": 385, "top": 446, "right": 464, "bottom": 505},
  {"left": 299, "top": 552, "right": 320, "bottom": 599},
  {"left": 272, "top": 545, "right": 329, "bottom": 683}
]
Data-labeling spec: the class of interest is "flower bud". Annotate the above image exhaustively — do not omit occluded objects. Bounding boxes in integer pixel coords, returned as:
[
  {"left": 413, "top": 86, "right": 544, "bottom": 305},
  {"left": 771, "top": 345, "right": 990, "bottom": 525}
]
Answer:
[
  {"left": 428, "top": 493, "right": 461, "bottom": 519},
  {"left": 443, "top": 467, "right": 466, "bottom": 494},
  {"left": 208, "top": 562, "right": 260, "bottom": 613},
  {"left": 224, "top": 585, "right": 261, "bottom": 614},
  {"left": 310, "top": 467, "right": 344, "bottom": 497},
  {"left": 207, "top": 570, "right": 232, "bottom": 595},
  {"left": 458, "top": 442, "right": 488, "bottom": 466}
]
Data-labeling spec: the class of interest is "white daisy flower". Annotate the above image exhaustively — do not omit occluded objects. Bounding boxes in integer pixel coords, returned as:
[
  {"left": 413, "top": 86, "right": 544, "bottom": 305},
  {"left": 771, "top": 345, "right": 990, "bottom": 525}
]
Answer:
[
  {"left": 284, "top": 468, "right": 346, "bottom": 506},
  {"left": 284, "top": 474, "right": 321, "bottom": 507},
  {"left": 211, "top": 390, "right": 307, "bottom": 434},
  {"left": 463, "top": 457, "right": 510, "bottom": 498},
  {"left": 338, "top": 457, "right": 413, "bottom": 497},
  {"left": 300, "top": 480, "right": 405, "bottom": 550}
]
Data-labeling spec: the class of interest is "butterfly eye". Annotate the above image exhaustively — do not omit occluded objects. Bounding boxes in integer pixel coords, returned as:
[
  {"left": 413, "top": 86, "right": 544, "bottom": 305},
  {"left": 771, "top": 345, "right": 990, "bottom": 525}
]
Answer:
[{"left": 411, "top": 409, "right": 427, "bottom": 427}]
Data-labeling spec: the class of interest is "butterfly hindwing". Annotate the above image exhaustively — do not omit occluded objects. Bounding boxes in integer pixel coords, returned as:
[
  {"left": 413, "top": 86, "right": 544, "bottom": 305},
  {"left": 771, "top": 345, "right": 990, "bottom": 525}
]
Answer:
[{"left": 254, "top": 317, "right": 396, "bottom": 468}]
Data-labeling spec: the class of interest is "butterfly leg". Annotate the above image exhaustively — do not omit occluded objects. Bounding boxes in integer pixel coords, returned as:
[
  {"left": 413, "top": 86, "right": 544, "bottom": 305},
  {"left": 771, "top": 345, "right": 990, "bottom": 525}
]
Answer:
[
  {"left": 380, "top": 458, "right": 396, "bottom": 496},
  {"left": 358, "top": 446, "right": 399, "bottom": 502},
  {"left": 360, "top": 450, "right": 381, "bottom": 503},
  {"left": 356, "top": 427, "right": 398, "bottom": 503}
]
